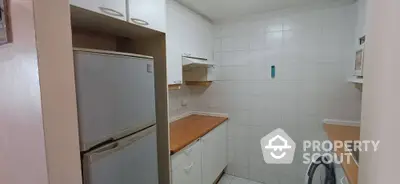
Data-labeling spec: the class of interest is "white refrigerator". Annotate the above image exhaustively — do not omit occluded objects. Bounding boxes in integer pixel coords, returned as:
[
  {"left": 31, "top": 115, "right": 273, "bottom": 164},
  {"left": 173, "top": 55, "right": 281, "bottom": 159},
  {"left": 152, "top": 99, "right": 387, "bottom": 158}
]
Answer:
[{"left": 73, "top": 48, "right": 158, "bottom": 184}]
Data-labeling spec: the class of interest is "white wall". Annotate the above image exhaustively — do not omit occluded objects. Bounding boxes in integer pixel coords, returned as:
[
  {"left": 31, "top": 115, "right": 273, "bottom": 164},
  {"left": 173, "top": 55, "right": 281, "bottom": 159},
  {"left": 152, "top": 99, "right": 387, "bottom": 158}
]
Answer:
[
  {"left": 188, "top": 4, "right": 361, "bottom": 183},
  {"left": 1, "top": 0, "right": 82, "bottom": 184},
  {"left": 0, "top": 1, "right": 49, "bottom": 183},
  {"left": 169, "top": 86, "right": 193, "bottom": 120},
  {"left": 359, "top": 0, "right": 400, "bottom": 183},
  {"left": 355, "top": 0, "right": 367, "bottom": 36}
]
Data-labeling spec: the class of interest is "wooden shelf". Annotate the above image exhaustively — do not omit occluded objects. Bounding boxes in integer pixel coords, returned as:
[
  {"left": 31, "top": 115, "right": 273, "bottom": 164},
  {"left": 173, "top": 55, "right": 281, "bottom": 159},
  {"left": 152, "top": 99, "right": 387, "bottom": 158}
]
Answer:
[
  {"left": 348, "top": 76, "right": 363, "bottom": 84},
  {"left": 73, "top": 48, "right": 153, "bottom": 59},
  {"left": 185, "top": 81, "right": 213, "bottom": 86},
  {"left": 168, "top": 84, "right": 182, "bottom": 90}
]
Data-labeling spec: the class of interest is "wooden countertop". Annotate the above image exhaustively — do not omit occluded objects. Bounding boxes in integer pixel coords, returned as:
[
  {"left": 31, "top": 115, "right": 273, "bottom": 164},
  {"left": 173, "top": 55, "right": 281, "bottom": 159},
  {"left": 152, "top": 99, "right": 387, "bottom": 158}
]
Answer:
[
  {"left": 169, "top": 115, "right": 228, "bottom": 154},
  {"left": 324, "top": 124, "right": 360, "bottom": 184}
]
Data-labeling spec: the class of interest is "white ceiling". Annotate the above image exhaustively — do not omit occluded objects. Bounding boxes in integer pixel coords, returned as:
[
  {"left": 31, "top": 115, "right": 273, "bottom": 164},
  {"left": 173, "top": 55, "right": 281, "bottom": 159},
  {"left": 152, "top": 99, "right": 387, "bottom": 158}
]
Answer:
[{"left": 175, "top": 0, "right": 355, "bottom": 22}]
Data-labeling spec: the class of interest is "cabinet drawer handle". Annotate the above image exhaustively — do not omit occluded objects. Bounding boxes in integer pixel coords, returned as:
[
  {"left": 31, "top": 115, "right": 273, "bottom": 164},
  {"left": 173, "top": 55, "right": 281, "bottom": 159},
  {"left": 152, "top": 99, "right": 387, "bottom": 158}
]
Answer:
[
  {"left": 131, "top": 18, "right": 149, "bottom": 26},
  {"left": 99, "top": 7, "right": 124, "bottom": 17},
  {"left": 184, "top": 140, "right": 199, "bottom": 155},
  {"left": 184, "top": 162, "right": 194, "bottom": 172}
]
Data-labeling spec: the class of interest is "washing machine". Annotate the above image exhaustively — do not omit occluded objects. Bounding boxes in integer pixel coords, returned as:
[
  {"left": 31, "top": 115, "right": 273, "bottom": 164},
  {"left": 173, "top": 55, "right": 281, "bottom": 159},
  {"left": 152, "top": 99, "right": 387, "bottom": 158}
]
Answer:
[
  {"left": 305, "top": 155, "right": 350, "bottom": 184},
  {"left": 305, "top": 156, "right": 336, "bottom": 184}
]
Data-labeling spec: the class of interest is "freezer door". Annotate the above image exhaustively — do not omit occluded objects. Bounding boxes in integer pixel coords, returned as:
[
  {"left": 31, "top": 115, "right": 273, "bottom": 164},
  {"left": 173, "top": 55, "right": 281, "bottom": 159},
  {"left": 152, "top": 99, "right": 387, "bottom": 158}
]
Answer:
[
  {"left": 82, "top": 126, "right": 158, "bottom": 184},
  {"left": 74, "top": 50, "right": 156, "bottom": 151}
]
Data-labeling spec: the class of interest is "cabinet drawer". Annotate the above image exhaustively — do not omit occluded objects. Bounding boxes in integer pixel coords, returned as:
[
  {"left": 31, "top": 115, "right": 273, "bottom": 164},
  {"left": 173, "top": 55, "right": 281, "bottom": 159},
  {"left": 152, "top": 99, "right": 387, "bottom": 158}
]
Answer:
[
  {"left": 171, "top": 141, "right": 202, "bottom": 184},
  {"left": 171, "top": 140, "right": 201, "bottom": 170}
]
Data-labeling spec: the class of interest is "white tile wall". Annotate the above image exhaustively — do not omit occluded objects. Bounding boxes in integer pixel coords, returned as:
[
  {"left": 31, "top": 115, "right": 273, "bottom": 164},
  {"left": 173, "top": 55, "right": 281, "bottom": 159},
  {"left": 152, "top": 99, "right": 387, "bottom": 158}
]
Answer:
[
  {"left": 167, "top": 3, "right": 362, "bottom": 184},
  {"left": 189, "top": 3, "right": 361, "bottom": 184},
  {"left": 168, "top": 86, "right": 192, "bottom": 121}
]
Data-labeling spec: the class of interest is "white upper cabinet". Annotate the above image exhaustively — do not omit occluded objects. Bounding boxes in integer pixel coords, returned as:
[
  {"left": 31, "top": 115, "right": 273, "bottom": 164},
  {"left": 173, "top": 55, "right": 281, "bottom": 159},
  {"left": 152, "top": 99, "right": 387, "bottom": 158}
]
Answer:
[
  {"left": 127, "top": 0, "right": 166, "bottom": 32},
  {"left": 166, "top": 0, "right": 213, "bottom": 85},
  {"left": 166, "top": 0, "right": 183, "bottom": 85},
  {"left": 166, "top": 39, "right": 183, "bottom": 85},
  {"left": 70, "top": 0, "right": 166, "bottom": 32},
  {"left": 70, "top": 0, "right": 127, "bottom": 21}
]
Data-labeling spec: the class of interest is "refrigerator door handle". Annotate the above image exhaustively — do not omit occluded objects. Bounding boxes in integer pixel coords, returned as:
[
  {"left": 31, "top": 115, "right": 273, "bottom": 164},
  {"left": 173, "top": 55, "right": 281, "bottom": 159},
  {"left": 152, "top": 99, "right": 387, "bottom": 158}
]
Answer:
[
  {"left": 93, "top": 142, "right": 119, "bottom": 154},
  {"left": 86, "top": 142, "right": 120, "bottom": 164},
  {"left": 85, "top": 125, "right": 156, "bottom": 164}
]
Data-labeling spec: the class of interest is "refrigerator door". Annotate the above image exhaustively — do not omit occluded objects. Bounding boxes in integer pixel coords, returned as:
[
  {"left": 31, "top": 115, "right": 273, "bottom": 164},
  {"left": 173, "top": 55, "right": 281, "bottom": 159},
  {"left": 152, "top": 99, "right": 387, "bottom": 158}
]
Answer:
[
  {"left": 74, "top": 50, "right": 156, "bottom": 151},
  {"left": 82, "top": 125, "right": 158, "bottom": 184}
]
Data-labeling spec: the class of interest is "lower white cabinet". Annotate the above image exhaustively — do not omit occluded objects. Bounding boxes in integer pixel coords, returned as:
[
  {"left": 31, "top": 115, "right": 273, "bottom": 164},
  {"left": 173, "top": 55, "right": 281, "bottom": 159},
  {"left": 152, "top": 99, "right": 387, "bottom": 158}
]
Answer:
[
  {"left": 172, "top": 141, "right": 202, "bottom": 184},
  {"left": 201, "top": 123, "right": 227, "bottom": 184},
  {"left": 171, "top": 122, "right": 227, "bottom": 184}
]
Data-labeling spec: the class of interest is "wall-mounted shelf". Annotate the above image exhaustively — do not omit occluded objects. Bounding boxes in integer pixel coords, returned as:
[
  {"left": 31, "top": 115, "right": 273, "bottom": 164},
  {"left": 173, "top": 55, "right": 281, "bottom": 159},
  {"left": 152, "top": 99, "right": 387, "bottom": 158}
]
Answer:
[
  {"left": 182, "top": 56, "right": 215, "bottom": 69},
  {"left": 168, "top": 84, "right": 182, "bottom": 90},
  {"left": 348, "top": 76, "right": 363, "bottom": 84},
  {"left": 185, "top": 81, "right": 213, "bottom": 87},
  {"left": 183, "top": 63, "right": 215, "bottom": 70}
]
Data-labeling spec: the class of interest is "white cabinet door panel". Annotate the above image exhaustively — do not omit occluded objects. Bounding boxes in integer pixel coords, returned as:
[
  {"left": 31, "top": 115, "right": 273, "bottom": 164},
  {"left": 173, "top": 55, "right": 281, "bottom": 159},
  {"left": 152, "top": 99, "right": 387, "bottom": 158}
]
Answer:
[
  {"left": 171, "top": 160, "right": 202, "bottom": 184},
  {"left": 166, "top": 1, "right": 213, "bottom": 85},
  {"left": 166, "top": 1, "right": 184, "bottom": 85},
  {"left": 201, "top": 122, "right": 228, "bottom": 184},
  {"left": 171, "top": 121, "right": 228, "bottom": 184},
  {"left": 171, "top": 141, "right": 200, "bottom": 170},
  {"left": 171, "top": 141, "right": 202, "bottom": 184},
  {"left": 70, "top": 0, "right": 126, "bottom": 21},
  {"left": 127, "top": 0, "right": 166, "bottom": 32}
]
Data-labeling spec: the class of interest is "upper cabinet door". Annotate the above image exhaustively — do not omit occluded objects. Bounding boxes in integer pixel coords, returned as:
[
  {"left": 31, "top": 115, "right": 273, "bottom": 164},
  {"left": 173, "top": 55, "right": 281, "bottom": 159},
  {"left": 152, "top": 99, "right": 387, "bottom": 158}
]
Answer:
[
  {"left": 70, "top": 0, "right": 127, "bottom": 21},
  {"left": 166, "top": 1, "right": 184, "bottom": 85},
  {"left": 127, "top": 0, "right": 166, "bottom": 32}
]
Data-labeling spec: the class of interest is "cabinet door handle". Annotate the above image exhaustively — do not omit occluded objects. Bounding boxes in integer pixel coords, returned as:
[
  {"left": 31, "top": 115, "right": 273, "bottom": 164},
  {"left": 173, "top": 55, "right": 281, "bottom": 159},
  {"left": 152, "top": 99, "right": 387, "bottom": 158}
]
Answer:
[
  {"left": 184, "top": 162, "right": 194, "bottom": 172},
  {"left": 340, "top": 176, "right": 346, "bottom": 184},
  {"left": 184, "top": 140, "right": 200, "bottom": 155},
  {"left": 184, "top": 147, "right": 193, "bottom": 156},
  {"left": 99, "top": 7, "right": 124, "bottom": 17},
  {"left": 131, "top": 18, "right": 149, "bottom": 26}
]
